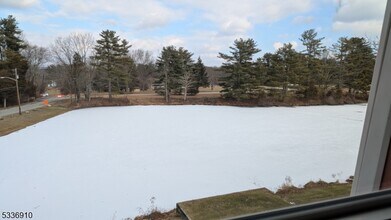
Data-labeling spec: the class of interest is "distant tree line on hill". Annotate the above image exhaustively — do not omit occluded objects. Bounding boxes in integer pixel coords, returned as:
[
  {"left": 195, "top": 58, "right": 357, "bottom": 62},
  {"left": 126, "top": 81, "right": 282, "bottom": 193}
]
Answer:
[{"left": 0, "top": 15, "right": 377, "bottom": 106}]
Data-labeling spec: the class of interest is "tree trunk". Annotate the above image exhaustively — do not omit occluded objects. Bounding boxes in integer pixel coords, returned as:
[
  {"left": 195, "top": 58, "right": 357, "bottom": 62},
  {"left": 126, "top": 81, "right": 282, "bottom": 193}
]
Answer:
[
  {"left": 76, "top": 89, "right": 81, "bottom": 102},
  {"left": 74, "top": 80, "right": 80, "bottom": 103},
  {"left": 165, "top": 71, "right": 169, "bottom": 103},
  {"left": 3, "top": 97, "right": 6, "bottom": 108},
  {"left": 41, "top": 73, "right": 45, "bottom": 94},
  {"left": 108, "top": 78, "right": 112, "bottom": 101},
  {"left": 88, "top": 84, "right": 91, "bottom": 102},
  {"left": 87, "top": 71, "right": 92, "bottom": 102},
  {"left": 85, "top": 83, "right": 91, "bottom": 102},
  {"left": 184, "top": 86, "right": 187, "bottom": 101},
  {"left": 281, "top": 83, "right": 288, "bottom": 99},
  {"left": 116, "top": 78, "right": 120, "bottom": 93}
]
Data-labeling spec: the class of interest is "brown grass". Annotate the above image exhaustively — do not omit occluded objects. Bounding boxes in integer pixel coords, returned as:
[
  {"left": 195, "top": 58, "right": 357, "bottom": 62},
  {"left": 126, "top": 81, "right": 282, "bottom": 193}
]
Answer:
[
  {"left": 0, "top": 101, "right": 69, "bottom": 136},
  {"left": 177, "top": 188, "right": 290, "bottom": 220},
  {"left": 275, "top": 180, "right": 352, "bottom": 205},
  {"left": 69, "top": 91, "right": 367, "bottom": 110},
  {"left": 175, "top": 181, "right": 352, "bottom": 220},
  {"left": 133, "top": 209, "right": 181, "bottom": 220}
]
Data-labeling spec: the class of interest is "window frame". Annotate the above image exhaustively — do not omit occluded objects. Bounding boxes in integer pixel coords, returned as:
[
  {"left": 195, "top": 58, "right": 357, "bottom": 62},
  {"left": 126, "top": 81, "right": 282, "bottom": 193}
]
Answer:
[{"left": 351, "top": 0, "right": 391, "bottom": 195}]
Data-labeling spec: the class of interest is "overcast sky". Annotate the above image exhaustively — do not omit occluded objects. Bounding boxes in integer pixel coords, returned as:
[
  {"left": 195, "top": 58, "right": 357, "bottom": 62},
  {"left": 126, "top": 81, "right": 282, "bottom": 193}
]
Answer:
[{"left": 0, "top": 0, "right": 387, "bottom": 66}]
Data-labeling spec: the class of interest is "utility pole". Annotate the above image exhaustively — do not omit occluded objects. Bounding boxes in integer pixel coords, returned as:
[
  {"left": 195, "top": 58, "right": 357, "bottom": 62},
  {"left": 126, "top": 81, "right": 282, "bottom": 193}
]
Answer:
[
  {"left": 0, "top": 68, "right": 22, "bottom": 115},
  {"left": 15, "top": 68, "right": 21, "bottom": 115}
]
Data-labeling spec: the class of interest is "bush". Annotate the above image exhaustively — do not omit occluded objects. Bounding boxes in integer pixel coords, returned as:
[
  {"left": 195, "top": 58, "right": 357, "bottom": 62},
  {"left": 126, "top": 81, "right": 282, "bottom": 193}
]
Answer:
[
  {"left": 295, "top": 85, "right": 318, "bottom": 99},
  {"left": 304, "top": 85, "right": 318, "bottom": 98},
  {"left": 326, "top": 88, "right": 343, "bottom": 99}
]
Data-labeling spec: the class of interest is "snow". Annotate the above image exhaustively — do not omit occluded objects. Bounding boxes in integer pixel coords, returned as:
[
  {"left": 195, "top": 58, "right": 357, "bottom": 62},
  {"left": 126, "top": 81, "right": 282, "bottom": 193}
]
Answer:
[{"left": 0, "top": 104, "right": 366, "bottom": 220}]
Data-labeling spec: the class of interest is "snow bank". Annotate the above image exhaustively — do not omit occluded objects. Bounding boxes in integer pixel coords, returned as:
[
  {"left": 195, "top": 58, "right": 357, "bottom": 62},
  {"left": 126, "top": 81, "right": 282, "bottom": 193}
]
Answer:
[{"left": 0, "top": 105, "right": 366, "bottom": 219}]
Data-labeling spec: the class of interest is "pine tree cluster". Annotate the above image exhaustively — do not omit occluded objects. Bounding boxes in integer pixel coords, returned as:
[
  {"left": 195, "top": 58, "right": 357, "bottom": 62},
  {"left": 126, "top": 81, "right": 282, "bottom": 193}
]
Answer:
[
  {"left": 219, "top": 29, "right": 376, "bottom": 101},
  {"left": 154, "top": 46, "right": 209, "bottom": 102}
]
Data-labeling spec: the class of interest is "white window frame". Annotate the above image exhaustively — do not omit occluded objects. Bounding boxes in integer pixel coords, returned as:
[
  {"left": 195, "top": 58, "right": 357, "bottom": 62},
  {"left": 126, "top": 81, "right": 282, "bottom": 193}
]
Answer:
[{"left": 351, "top": 0, "right": 391, "bottom": 195}]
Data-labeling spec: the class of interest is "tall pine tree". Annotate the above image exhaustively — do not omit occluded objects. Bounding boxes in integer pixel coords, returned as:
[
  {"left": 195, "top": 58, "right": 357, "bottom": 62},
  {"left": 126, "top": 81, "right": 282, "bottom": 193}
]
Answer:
[
  {"left": 0, "top": 15, "right": 33, "bottom": 105},
  {"left": 218, "top": 38, "right": 261, "bottom": 100},
  {"left": 191, "top": 57, "right": 209, "bottom": 94},
  {"left": 70, "top": 53, "right": 85, "bottom": 102},
  {"left": 274, "top": 43, "right": 304, "bottom": 99},
  {"left": 299, "top": 29, "right": 325, "bottom": 98},
  {"left": 154, "top": 46, "right": 194, "bottom": 102},
  {"left": 343, "top": 37, "right": 375, "bottom": 95},
  {"left": 93, "top": 30, "right": 132, "bottom": 100},
  {"left": 155, "top": 46, "right": 178, "bottom": 102},
  {"left": 332, "top": 37, "right": 349, "bottom": 90}
]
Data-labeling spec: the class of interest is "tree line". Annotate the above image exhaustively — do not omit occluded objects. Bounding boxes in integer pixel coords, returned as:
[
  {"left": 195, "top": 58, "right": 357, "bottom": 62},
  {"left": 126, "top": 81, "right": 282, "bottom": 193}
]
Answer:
[
  {"left": 219, "top": 29, "right": 376, "bottom": 101},
  {"left": 0, "top": 15, "right": 377, "bottom": 106}
]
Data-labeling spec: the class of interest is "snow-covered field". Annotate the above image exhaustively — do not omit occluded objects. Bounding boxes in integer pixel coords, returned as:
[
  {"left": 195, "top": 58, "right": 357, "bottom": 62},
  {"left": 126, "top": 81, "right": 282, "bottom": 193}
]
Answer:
[{"left": 0, "top": 105, "right": 366, "bottom": 219}]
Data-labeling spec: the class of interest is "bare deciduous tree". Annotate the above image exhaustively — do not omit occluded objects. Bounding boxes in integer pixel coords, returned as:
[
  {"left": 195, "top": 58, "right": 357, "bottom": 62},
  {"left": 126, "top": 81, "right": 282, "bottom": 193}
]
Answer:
[
  {"left": 179, "top": 70, "right": 194, "bottom": 101},
  {"left": 130, "top": 49, "right": 156, "bottom": 91},
  {"left": 51, "top": 32, "right": 95, "bottom": 102},
  {"left": 21, "top": 43, "right": 49, "bottom": 96},
  {"left": 206, "top": 67, "right": 223, "bottom": 90}
]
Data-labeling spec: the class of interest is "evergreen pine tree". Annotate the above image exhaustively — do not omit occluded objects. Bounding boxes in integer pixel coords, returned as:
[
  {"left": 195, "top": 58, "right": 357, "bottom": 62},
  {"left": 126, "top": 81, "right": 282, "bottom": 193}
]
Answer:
[
  {"left": 343, "top": 37, "right": 375, "bottom": 95},
  {"left": 155, "top": 46, "right": 177, "bottom": 102},
  {"left": 93, "top": 30, "right": 132, "bottom": 100},
  {"left": 117, "top": 39, "right": 135, "bottom": 92},
  {"left": 299, "top": 29, "right": 325, "bottom": 98},
  {"left": 190, "top": 57, "right": 209, "bottom": 94},
  {"left": 275, "top": 43, "right": 303, "bottom": 99},
  {"left": 259, "top": 52, "right": 281, "bottom": 87},
  {"left": 218, "top": 38, "right": 261, "bottom": 100},
  {"left": 0, "top": 15, "right": 26, "bottom": 60},
  {"left": 0, "top": 15, "right": 33, "bottom": 105},
  {"left": 300, "top": 29, "right": 325, "bottom": 58},
  {"left": 154, "top": 46, "right": 194, "bottom": 102},
  {"left": 331, "top": 37, "right": 349, "bottom": 90},
  {"left": 70, "top": 53, "right": 85, "bottom": 102}
]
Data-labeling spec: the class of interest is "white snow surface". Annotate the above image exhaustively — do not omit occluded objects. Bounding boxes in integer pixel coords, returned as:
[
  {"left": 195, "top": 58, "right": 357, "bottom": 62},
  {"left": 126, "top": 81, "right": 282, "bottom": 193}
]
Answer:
[{"left": 0, "top": 105, "right": 367, "bottom": 220}]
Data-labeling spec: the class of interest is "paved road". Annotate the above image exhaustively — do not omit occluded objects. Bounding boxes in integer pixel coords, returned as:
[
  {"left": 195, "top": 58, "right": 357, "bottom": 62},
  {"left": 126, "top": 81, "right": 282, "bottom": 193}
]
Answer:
[
  {"left": 0, "top": 96, "right": 67, "bottom": 118},
  {"left": 0, "top": 91, "right": 220, "bottom": 118}
]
